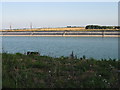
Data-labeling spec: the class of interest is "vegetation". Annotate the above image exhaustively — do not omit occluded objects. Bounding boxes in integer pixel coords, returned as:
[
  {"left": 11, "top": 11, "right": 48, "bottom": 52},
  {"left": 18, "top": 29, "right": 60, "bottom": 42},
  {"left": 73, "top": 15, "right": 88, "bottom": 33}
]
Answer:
[
  {"left": 1, "top": 25, "right": 120, "bottom": 32},
  {"left": 85, "top": 25, "right": 120, "bottom": 29},
  {"left": 2, "top": 53, "right": 120, "bottom": 88}
]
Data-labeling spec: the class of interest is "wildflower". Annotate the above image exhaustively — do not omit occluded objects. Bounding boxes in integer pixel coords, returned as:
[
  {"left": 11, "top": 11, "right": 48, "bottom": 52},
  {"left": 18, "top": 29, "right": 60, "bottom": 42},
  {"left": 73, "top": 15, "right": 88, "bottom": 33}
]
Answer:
[
  {"left": 49, "top": 70, "right": 51, "bottom": 73},
  {"left": 67, "top": 77, "right": 70, "bottom": 80},
  {"left": 20, "top": 59, "right": 23, "bottom": 61},
  {"left": 102, "top": 79, "right": 107, "bottom": 83}
]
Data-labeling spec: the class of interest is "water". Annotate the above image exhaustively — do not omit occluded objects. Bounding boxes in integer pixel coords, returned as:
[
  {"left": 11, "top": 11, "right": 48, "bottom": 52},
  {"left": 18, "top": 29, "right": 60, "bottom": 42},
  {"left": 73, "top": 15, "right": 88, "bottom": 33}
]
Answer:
[{"left": 2, "top": 36, "right": 118, "bottom": 59}]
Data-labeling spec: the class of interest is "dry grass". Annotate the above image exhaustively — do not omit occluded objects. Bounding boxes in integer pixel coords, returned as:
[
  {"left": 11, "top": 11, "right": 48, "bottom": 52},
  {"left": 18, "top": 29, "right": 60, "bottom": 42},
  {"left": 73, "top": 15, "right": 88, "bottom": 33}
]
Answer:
[{"left": 1, "top": 27, "right": 119, "bottom": 32}]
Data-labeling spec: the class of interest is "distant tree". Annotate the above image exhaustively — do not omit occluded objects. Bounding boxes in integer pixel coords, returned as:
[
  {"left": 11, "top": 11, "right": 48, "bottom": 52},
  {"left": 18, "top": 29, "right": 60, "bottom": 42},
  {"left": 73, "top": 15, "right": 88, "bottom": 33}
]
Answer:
[
  {"left": 67, "top": 26, "right": 72, "bottom": 28},
  {"left": 85, "top": 25, "right": 115, "bottom": 29},
  {"left": 102, "top": 26, "right": 106, "bottom": 29},
  {"left": 114, "top": 26, "right": 120, "bottom": 29}
]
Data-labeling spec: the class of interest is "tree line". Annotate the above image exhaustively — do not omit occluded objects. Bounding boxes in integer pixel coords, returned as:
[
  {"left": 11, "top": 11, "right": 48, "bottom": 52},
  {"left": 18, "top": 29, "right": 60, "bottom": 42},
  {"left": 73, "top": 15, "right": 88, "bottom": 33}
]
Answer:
[{"left": 85, "top": 25, "right": 120, "bottom": 29}]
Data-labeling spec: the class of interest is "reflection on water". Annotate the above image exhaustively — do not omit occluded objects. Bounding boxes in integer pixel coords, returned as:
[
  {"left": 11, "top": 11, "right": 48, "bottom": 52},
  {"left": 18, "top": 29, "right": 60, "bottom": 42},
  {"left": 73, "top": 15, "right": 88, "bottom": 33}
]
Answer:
[{"left": 2, "top": 36, "right": 118, "bottom": 59}]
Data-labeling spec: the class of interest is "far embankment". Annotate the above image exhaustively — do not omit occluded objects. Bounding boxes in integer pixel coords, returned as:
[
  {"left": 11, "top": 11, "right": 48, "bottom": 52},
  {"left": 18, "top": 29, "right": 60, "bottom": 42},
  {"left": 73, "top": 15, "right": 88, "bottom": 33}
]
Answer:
[
  {"left": 0, "top": 27, "right": 120, "bottom": 32},
  {"left": 0, "top": 30, "right": 120, "bottom": 37}
]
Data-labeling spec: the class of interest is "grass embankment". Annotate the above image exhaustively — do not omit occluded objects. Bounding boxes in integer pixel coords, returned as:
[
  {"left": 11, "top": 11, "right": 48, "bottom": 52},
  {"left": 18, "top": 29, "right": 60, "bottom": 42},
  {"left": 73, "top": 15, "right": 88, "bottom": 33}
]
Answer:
[{"left": 2, "top": 53, "right": 120, "bottom": 88}]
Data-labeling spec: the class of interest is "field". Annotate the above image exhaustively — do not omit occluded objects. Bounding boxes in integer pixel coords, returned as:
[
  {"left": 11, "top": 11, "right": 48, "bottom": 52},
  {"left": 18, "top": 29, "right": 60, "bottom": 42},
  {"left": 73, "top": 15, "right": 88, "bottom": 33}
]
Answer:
[
  {"left": 1, "top": 27, "right": 120, "bottom": 32},
  {"left": 2, "top": 53, "right": 120, "bottom": 88}
]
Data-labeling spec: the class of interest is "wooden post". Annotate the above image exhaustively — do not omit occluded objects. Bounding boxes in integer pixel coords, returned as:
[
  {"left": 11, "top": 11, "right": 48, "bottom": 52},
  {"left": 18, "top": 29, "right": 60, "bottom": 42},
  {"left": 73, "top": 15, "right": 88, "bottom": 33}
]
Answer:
[{"left": 102, "top": 30, "right": 104, "bottom": 37}]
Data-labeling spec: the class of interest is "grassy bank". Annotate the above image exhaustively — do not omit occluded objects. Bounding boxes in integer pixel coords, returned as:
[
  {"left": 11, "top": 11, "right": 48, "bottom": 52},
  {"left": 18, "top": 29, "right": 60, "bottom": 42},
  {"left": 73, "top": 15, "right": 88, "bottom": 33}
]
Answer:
[
  {"left": 1, "top": 28, "right": 120, "bottom": 32},
  {"left": 2, "top": 53, "right": 120, "bottom": 88}
]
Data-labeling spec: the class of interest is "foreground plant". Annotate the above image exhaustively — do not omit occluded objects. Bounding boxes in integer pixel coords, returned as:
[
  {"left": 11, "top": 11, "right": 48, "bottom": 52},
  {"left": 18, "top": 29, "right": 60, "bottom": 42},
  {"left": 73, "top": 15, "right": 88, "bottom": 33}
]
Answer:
[{"left": 2, "top": 53, "right": 120, "bottom": 88}]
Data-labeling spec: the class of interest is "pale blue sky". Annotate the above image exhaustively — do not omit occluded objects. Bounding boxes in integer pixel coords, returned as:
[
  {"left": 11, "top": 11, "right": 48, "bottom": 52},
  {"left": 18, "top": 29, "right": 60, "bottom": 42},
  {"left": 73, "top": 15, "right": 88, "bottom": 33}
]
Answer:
[{"left": 2, "top": 2, "right": 118, "bottom": 29}]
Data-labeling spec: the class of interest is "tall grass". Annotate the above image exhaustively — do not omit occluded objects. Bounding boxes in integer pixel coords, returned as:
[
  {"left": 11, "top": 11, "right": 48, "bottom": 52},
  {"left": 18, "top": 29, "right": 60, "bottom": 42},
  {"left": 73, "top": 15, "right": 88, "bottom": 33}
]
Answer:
[{"left": 2, "top": 53, "right": 120, "bottom": 88}]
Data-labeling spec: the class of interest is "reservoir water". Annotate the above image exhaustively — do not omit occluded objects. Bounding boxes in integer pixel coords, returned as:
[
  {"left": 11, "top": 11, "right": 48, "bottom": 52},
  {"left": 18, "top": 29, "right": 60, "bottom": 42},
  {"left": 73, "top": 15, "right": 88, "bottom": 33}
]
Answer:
[{"left": 2, "top": 36, "right": 118, "bottom": 59}]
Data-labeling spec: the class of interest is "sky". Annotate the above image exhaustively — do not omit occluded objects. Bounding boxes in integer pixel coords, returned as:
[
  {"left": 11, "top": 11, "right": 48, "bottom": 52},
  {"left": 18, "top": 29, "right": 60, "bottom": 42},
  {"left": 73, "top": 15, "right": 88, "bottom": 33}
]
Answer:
[
  {"left": 1, "top": 0, "right": 120, "bottom": 2},
  {"left": 1, "top": 2, "right": 118, "bottom": 29}
]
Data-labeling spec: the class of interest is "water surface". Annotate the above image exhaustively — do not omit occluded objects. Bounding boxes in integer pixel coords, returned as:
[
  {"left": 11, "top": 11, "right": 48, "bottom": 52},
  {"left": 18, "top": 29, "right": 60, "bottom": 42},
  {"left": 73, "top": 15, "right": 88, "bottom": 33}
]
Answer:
[{"left": 2, "top": 36, "right": 118, "bottom": 59}]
